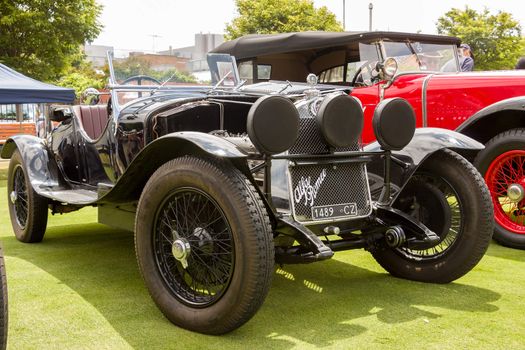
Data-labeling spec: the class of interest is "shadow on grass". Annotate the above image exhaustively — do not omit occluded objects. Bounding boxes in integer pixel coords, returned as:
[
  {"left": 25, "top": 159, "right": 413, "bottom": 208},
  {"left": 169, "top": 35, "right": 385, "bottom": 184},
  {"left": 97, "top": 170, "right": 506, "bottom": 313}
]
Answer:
[
  {"left": 484, "top": 241, "right": 525, "bottom": 262},
  {"left": 3, "top": 223, "right": 501, "bottom": 349}
]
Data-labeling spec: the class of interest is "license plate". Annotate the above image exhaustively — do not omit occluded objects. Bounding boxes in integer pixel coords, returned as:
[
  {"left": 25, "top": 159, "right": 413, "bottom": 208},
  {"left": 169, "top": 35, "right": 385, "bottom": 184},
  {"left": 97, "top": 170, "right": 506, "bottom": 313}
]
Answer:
[{"left": 311, "top": 203, "right": 358, "bottom": 220}]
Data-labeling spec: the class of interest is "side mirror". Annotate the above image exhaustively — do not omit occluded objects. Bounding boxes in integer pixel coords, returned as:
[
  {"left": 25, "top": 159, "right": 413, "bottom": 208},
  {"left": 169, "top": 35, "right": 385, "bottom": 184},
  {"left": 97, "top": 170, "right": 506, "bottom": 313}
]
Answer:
[
  {"left": 49, "top": 105, "right": 73, "bottom": 123},
  {"left": 81, "top": 87, "right": 100, "bottom": 105}
]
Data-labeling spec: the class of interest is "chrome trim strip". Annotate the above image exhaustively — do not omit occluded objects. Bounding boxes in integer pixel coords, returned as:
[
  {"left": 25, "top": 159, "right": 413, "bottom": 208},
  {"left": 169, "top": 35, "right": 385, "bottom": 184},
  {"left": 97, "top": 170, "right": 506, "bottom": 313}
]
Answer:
[{"left": 421, "top": 74, "right": 435, "bottom": 127}]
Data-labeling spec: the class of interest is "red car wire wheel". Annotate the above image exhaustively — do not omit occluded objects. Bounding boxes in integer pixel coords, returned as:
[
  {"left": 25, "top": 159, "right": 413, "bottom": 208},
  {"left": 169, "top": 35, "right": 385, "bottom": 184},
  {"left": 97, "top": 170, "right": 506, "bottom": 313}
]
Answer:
[{"left": 485, "top": 150, "right": 525, "bottom": 234}]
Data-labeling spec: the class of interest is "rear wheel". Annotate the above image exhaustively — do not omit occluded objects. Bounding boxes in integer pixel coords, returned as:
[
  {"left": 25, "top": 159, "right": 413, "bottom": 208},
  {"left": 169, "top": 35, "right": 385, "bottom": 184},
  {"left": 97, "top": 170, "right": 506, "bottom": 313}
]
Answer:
[
  {"left": 0, "top": 245, "right": 7, "bottom": 350},
  {"left": 135, "top": 156, "right": 274, "bottom": 334},
  {"left": 372, "top": 149, "right": 493, "bottom": 283},
  {"left": 474, "top": 129, "right": 525, "bottom": 248},
  {"left": 7, "top": 150, "right": 48, "bottom": 243}
]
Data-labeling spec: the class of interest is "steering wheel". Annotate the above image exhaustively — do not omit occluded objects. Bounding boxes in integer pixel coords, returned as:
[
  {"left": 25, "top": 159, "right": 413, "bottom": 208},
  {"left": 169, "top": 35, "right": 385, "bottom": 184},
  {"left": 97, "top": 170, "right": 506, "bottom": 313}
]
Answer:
[
  {"left": 122, "top": 75, "right": 161, "bottom": 85},
  {"left": 121, "top": 75, "right": 161, "bottom": 98},
  {"left": 351, "top": 61, "right": 375, "bottom": 87}
]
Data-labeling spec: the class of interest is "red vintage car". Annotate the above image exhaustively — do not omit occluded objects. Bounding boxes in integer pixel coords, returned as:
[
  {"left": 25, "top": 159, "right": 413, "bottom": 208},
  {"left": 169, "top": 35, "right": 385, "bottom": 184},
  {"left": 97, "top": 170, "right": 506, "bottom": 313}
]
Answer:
[{"left": 212, "top": 31, "right": 525, "bottom": 248}]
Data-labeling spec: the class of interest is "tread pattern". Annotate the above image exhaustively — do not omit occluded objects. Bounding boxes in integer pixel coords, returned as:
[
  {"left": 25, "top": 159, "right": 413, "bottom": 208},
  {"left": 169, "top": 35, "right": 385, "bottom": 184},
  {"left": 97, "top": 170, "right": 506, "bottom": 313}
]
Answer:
[
  {"left": 8, "top": 150, "right": 48, "bottom": 243},
  {"left": 440, "top": 149, "right": 493, "bottom": 281},
  {"left": 0, "top": 246, "right": 7, "bottom": 350},
  {"left": 373, "top": 149, "right": 493, "bottom": 283},
  {"left": 135, "top": 156, "right": 274, "bottom": 334}
]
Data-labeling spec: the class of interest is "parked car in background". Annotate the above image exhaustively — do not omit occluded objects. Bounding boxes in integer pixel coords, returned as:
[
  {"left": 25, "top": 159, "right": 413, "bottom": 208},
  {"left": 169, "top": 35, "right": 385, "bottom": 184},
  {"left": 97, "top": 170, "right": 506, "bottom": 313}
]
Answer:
[
  {"left": 212, "top": 31, "right": 525, "bottom": 248},
  {"left": 2, "top": 53, "right": 493, "bottom": 334}
]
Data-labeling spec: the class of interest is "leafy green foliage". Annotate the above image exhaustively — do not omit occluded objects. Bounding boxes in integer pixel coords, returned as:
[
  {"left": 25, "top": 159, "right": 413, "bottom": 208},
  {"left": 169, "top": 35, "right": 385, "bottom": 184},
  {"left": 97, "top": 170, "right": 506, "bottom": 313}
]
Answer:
[
  {"left": 54, "top": 69, "right": 105, "bottom": 99},
  {"left": 111, "top": 57, "right": 197, "bottom": 84},
  {"left": 225, "top": 0, "right": 343, "bottom": 40},
  {"left": 0, "top": 0, "right": 102, "bottom": 81},
  {"left": 437, "top": 6, "right": 525, "bottom": 70},
  {"left": 53, "top": 55, "right": 106, "bottom": 98}
]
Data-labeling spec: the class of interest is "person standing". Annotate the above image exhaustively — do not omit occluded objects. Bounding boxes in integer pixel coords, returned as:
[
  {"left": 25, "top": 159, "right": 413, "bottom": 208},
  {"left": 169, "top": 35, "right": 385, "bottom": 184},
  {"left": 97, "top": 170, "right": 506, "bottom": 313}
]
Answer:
[
  {"left": 459, "top": 43, "right": 474, "bottom": 71},
  {"left": 516, "top": 57, "right": 525, "bottom": 69}
]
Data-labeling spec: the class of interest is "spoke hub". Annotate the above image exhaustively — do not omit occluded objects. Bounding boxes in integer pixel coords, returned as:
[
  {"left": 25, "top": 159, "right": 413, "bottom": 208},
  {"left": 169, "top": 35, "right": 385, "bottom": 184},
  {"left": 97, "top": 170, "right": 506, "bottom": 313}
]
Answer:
[
  {"left": 172, "top": 238, "right": 191, "bottom": 269},
  {"left": 9, "top": 191, "right": 17, "bottom": 204},
  {"left": 507, "top": 183, "right": 524, "bottom": 203}
]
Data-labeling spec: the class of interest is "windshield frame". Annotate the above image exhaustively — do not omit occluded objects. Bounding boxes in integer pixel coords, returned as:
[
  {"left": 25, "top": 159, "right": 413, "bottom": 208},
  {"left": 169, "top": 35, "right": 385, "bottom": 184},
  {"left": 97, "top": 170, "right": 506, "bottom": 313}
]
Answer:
[
  {"left": 106, "top": 51, "right": 243, "bottom": 114},
  {"left": 379, "top": 40, "right": 460, "bottom": 74}
]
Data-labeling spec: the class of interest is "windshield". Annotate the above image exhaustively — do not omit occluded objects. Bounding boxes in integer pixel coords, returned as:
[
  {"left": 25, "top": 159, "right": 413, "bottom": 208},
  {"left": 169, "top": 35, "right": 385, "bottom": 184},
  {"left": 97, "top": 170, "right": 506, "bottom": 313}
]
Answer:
[
  {"left": 382, "top": 41, "right": 458, "bottom": 73},
  {"left": 110, "top": 55, "right": 199, "bottom": 86},
  {"left": 106, "top": 52, "right": 203, "bottom": 106},
  {"left": 106, "top": 52, "right": 240, "bottom": 108}
]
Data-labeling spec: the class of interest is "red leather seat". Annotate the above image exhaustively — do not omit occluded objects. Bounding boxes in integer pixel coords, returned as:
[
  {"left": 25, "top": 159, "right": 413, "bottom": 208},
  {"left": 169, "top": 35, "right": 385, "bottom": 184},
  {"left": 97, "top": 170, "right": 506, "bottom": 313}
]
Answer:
[{"left": 73, "top": 105, "right": 109, "bottom": 140}]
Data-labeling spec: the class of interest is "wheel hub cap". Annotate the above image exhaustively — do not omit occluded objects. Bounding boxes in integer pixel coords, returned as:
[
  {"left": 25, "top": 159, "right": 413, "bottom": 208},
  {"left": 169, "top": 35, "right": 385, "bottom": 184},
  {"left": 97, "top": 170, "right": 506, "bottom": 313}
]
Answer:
[
  {"left": 507, "top": 183, "right": 524, "bottom": 203},
  {"left": 9, "top": 191, "right": 17, "bottom": 204},
  {"left": 172, "top": 238, "right": 191, "bottom": 269}
]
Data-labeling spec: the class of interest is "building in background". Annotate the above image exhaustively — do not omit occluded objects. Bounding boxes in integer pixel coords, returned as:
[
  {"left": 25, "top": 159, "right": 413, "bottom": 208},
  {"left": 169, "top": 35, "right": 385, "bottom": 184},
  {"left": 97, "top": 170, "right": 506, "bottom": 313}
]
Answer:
[
  {"left": 84, "top": 44, "right": 114, "bottom": 67},
  {"left": 84, "top": 33, "right": 223, "bottom": 82},
  {"left": 158, "top": 33, "right": 224, "bottom": 74}
]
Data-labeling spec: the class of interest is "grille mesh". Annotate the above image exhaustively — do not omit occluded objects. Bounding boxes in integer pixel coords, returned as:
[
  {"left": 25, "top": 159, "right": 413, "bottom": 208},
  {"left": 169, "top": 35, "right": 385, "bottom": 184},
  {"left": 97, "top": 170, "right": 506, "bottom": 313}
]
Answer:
[
  {"left": 289, "top": 163, "right": 371, "bottom": 222},
  {"left": 288, "top": 96, "right": 370, "bottom": 223},
  {"left": 290, "top": 98, "right": 360, "bottom": 155}
]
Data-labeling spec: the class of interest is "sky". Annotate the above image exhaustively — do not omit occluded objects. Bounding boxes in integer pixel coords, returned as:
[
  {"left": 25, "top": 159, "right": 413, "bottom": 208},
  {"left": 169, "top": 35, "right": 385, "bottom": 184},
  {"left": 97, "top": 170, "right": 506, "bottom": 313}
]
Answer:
[{"left": 92, "top": 0, "right": 525, "bottom": 55}]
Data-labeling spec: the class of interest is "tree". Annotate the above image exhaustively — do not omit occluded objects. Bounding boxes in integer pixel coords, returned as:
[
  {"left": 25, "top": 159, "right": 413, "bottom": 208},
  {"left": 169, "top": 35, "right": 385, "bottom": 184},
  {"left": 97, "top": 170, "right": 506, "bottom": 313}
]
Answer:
[
  {"left": 437, "top": 7, "right": 524, "bottom": 70},
  {"left": 225, "top": 0, "right": 343, "bottom": 40},
  {"left": 0, "top": 0, "right": 102, "bottom": 81},
  {"left": 54, "top": 59, "right": 106, "bottom": 98}
]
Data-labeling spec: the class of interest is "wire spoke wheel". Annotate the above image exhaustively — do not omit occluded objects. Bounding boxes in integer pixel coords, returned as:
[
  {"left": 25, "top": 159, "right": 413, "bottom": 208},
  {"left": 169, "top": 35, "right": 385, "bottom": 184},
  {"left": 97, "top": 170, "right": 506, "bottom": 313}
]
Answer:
[
  {"left": 485, "top": 150, "right": 525, "bottom": 234},
  {"left": 12, "top": 166, "right": 29, "bottom": 228},
  {"left": 372, "top": 149, "right": 493, "bottom": 283},
  {"left": 396, "top": 174, "right": 463, "bottom": 260},
  {"left": 153, "top": 188, "right": 234, "bottom": 307},
  {"left": 135, "top": 156, "right": 273, "bottom": 334},
  {"left": 7, "top": 150, "right": 48, "bottom": 243}
]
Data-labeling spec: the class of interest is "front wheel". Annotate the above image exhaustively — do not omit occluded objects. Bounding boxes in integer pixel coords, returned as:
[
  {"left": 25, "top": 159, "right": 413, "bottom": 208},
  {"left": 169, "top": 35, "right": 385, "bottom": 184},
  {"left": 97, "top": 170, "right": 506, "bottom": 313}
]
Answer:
[
  {"left": 135, "top": 156, "right": 274, "bottom": 334},
  {"left": 372, "top": 149, "right": 493, "bottom": 283},
  {"left": 474, "top": 129, "right": 525, "bottom": 248}
]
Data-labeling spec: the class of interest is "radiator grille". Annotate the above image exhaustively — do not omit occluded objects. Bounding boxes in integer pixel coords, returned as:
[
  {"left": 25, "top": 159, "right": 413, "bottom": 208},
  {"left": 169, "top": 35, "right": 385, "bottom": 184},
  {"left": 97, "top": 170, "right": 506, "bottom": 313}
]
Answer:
[
  {"left": 290, "top": 98, "right": 360, "bottom": 155},
  {"left": 289, "top": 163, "right": 372, "bottom": 223},
  {"left": 288, "top": 96, "right": 371, "bottom": 223}
]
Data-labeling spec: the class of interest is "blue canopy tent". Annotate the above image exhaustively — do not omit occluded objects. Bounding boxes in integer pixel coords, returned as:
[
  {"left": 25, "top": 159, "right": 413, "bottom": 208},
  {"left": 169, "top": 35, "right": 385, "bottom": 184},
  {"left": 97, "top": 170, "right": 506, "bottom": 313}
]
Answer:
[
  {"left": 0, "top": 63, "right": 75, "bottom": 144},
  {"left": 0, "top": 63, "right": 75, "bottom": 104}
]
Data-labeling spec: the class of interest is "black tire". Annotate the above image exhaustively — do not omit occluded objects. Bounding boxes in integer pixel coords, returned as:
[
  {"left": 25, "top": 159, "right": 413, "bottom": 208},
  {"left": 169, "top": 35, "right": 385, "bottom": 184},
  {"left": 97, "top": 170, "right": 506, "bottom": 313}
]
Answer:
[
  {"left": 7, "top": 149, "right": 48, "bottom": 243},
  {"left": 474, "top": 129, "right": 525, "bottom": 249},
  {"left": 0, "top": 245, "right": 7, "bottom": 350},
  {"left": 372, "top": 149, "right": 493, "bottom": 283},
  {"left": 135, "top": 156, "right": 274, "bottom": 334}
]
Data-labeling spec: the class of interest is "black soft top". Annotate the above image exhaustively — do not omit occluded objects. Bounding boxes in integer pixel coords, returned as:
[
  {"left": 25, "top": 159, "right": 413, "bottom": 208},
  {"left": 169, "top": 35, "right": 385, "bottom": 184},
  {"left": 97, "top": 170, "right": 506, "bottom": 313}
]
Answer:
[{"left": 211, "top": 31, "right": 461, "bottom": 60}]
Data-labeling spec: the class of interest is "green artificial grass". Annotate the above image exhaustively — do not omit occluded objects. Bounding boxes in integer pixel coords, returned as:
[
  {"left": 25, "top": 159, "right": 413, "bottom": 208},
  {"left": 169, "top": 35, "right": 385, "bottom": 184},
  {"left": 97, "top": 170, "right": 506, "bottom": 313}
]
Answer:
[{"left": 0, "top": 168, "right": 524, "bottom": 349}]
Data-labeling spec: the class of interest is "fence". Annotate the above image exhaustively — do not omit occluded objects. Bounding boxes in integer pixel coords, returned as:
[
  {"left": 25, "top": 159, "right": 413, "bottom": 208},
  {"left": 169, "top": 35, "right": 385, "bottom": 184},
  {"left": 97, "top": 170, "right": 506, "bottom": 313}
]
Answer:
[
  {"left": 0, "top": 104, "right": 40, "bottom": 123},
  {"left": 0, "top": 104, "right": 41, "bottom": 144}
]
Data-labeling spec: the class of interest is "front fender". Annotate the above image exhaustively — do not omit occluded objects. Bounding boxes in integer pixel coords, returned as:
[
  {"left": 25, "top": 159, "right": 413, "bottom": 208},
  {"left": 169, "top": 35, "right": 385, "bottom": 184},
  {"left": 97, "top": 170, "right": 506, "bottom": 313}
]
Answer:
[
  {"left": 365, "top": 128, "right": 484, "bottom": 204},
  {"left": 0, "top": 135, "right": 63, "bottom": 193},
  {"left": 99, "top": 131, "right": 250, "bottom": 203},
  {"left": 457, "top": 95, "right": 525, "bottom": 133},
  {"left": 456, "top": 96, "right": 525, "bottom": 143}
]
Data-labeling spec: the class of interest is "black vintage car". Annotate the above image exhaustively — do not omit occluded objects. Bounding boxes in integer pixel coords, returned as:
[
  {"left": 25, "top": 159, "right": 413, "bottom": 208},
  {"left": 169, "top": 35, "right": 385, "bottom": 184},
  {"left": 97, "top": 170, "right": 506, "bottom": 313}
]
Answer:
[{"left": 2, "top": 53, "right": 493, "bottom": 334}]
